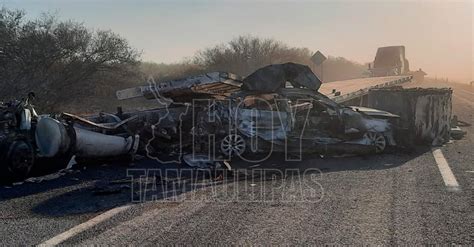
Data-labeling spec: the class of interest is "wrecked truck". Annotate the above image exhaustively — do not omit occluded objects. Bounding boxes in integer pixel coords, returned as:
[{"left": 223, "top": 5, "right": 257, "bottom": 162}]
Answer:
[
  {"left": 0, "top": 94, "right": 37, "bottom": 181},
  {"left": 0, "top": 94, "right": 139, "bottom": 182},
  {"left": 1, "top": 63, "right": 401, "bottom": 181}
]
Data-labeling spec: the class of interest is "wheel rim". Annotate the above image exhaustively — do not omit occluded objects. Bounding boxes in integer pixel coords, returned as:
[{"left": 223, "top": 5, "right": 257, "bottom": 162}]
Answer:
[
  {"left": 220, "top": 134, "right": 246, "bottom": 156},
  {"left": 364, "top": 132, "right": 386, "bottom": 153}
]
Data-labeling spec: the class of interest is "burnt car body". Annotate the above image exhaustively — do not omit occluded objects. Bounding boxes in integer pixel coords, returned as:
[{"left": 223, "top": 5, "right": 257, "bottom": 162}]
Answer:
[{"left": 223, "top": 88, "right": 398, "bottom": 157}]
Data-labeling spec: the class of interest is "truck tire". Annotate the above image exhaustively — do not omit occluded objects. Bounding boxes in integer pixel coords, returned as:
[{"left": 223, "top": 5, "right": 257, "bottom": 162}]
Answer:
[{"left": 0, "top": 139, "right": 35, "bottom": 183}]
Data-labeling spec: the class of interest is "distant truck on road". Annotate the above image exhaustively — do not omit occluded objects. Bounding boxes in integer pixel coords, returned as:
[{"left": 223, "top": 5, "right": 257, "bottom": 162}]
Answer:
[{"left": 370, "top": 46, "right": 410, "bottom": 77}]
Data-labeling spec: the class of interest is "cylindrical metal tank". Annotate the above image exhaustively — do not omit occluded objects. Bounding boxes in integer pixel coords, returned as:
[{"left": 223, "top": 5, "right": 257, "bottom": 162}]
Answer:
[
  {"left": 35, "top": 117, "right": 138, "bottom": 158},
  {"left": 368, "top": 87, "right": 452, "bottom": 146}
]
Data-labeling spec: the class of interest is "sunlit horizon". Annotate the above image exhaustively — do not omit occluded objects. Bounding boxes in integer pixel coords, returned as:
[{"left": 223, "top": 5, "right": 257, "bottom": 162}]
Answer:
[{"left": 3, "top": 0, "right": 473, "bottom": 83}]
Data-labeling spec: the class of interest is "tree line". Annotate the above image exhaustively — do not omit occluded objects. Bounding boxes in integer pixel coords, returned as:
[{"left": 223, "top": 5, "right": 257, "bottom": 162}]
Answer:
[{"left": 1, "top": 7, "right": 367, "bottom": 112}]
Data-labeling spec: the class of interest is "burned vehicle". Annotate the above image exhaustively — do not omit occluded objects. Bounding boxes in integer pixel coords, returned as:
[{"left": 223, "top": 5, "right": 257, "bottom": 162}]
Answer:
[
  {"left": 225, "top": 88, "right": 398, "bottom": 157},
  {"left": 117, "top": 63, "right": 400, "bottom": 159},
  {"left": 1, "top": 63, "right": 400, "bottom": 181},
  {"left": 217, "top": 63, "right": 399, "bottom": 157},
  {"left": 0, "top": 94, "right": 139, "bottom": 182},
  {"left": 0, "top": 93, "right": 37, "bottom": 181}
]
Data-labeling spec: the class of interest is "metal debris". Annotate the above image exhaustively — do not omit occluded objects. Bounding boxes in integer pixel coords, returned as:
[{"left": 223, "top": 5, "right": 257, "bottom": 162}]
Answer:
[
  {"left": 450, "top": 126, "right": 466, "bottom": 140},
  {"left": 242, "top": 63, "right": 322, "bottom": 92},
  {"left": 183, "top": 154, "right": 218, "bottom": 169},
  {"left": 24, "top": 168, "right": 76, "bottom": 183},
  {"left": 116, "top": 72, "right": 242, "bottom": 102}
]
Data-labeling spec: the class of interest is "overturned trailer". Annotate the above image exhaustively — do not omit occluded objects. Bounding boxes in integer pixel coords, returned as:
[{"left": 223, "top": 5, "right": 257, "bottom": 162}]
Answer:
[{"left": 368, "top": 87, "right": 453, "bottom": 146}]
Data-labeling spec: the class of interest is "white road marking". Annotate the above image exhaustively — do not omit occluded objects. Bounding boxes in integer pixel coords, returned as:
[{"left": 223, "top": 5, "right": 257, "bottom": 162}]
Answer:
[
  {"left": 432, "top": 148, "right": 460, "bottom": 191},
  {"left": 39, "top": 205, "right": 131, "bottom": 246}
]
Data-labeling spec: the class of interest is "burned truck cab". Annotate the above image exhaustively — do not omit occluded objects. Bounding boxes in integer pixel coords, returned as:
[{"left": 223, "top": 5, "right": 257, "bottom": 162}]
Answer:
[{"left": 0, "top": 95, "right": 37, "bottom": 181}]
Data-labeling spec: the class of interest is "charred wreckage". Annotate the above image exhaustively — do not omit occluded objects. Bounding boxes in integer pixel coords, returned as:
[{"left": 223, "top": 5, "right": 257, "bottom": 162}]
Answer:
[{"left": 0, "top": 63, "right": 434, "bottom": 181}]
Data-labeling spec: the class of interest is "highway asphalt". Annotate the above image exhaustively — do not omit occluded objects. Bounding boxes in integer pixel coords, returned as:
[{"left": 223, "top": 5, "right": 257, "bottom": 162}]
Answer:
[{"left": 0, "top": 81, "right": 472, "bottom": 245}]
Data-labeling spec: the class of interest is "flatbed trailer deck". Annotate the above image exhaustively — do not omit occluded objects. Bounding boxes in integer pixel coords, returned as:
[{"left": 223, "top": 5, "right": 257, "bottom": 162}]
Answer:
[{"left": 319, "top": 75, "right": 413, "bottom": 103}]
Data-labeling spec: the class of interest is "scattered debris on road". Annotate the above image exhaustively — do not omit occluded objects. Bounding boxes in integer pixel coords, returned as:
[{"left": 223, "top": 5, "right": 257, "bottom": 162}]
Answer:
[
  {"left": 450, "top": 115, "right": 468, "bottom": 140},
  {"left": 23, "top": 168, "right": 78, "bottom": 183}
]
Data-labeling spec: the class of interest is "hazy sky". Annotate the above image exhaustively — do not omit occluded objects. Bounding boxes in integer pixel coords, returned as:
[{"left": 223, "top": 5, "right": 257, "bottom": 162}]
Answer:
[{"left": 3, "top": 0, "right": 473, "bottom": 82}]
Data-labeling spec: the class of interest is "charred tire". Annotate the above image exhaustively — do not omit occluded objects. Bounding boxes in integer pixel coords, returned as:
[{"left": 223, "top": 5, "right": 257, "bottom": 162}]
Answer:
[
  {"left": 0, "top": 139, "right": 35, "bottom": 182},
  {"left": 364, "top": 132, "right": 387, "bottom": 153}
]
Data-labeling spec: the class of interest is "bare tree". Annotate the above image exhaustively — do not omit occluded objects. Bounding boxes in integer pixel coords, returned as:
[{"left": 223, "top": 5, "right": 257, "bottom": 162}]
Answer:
[
  {"left": 193, "top": 35, "right": 367, "bottom": 81},
  {"left": 194, "top": 35, "right": 312, "bottom": 76},
  {"left": 0, "top": 7, "right": 140, "bottom": 111}
]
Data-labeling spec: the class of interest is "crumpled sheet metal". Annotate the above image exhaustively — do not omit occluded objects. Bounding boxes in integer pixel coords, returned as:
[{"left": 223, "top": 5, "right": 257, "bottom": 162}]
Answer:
[
  {"left": 242, "top": 63, "right": 322, "bottom": 92},
  {"left": 235, "top": 108, "right": 289, "bottom": 141},
  {"left": 341, "top": 108, "right": 392, "bottom": 133},
  {"left": 116, "top": 72, "right": 242, "bottom": 101}
]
